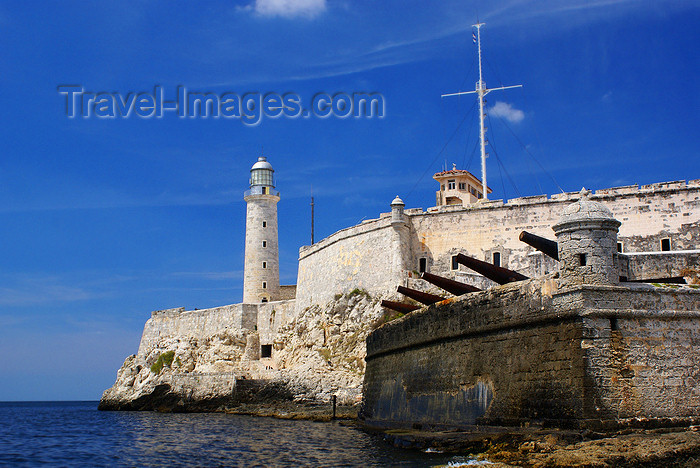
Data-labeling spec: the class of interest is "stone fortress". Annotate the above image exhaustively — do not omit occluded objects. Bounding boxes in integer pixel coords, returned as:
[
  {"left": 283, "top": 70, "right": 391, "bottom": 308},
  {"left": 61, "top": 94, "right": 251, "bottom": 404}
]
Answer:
[{"left": 100, "top": 155, "right": 700, "bottom": 427}]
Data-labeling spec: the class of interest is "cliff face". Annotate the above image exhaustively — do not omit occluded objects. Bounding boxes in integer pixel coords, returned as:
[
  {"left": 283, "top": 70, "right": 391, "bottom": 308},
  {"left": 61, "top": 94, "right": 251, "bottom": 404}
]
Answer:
[{"left": 99, "top": 292, "right": 384, "bottom": 412}]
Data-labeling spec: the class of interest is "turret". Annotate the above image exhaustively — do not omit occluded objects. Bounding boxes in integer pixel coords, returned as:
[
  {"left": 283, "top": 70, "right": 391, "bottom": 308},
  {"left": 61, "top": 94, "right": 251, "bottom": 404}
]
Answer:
[
  {"left": 552, "top": 189, "right": 621, "bottom": 286},
  {"left": 390, "top": 195, "right": 405, "bottom": 225}
]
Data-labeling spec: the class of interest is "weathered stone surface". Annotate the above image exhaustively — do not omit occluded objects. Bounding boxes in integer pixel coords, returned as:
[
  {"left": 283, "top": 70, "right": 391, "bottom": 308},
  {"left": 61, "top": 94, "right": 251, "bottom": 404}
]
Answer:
[
  {"left": 360, "top": 276, "right": 700, "bottom": 430},
  {"left": 100, "top": 292, "right": 385, "bottom": 411}
]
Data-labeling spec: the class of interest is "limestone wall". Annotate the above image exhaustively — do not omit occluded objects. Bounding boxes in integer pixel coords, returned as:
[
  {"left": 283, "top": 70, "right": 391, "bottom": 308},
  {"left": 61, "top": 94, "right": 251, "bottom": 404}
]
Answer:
[
  {"left": 296, "top": 180, "right": 700, "bottom": 310},
  {"left": 255, "top": 299, "right": 297, "bottom": 351},
  {"left": 137, "top": 304, "right": 258, "bottom": 357},
  {"left": 409, "top": 180, "right": 700, "bottom": 280},
  {"left": 296, "top": 216, "right": 408, "bottom": 310},
  {"left": 361, "top": 279, "right": 700, "bottom": 429}
]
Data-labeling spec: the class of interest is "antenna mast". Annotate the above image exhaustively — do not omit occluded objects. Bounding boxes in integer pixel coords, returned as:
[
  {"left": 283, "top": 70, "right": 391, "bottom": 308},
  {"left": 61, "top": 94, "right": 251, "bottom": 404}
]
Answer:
[
  {"left": 442, "top": 22, "right": 522, "bottom": 201},
  {"left": 310, "top": 186, "right": 315, "bottom": 245}
]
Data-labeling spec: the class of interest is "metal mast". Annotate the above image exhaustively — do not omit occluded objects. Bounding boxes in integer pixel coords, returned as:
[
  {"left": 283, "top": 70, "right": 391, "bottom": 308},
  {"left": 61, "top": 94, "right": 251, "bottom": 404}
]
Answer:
[{"left": 442, "top": 22, "right": 521, "bottom": 201}]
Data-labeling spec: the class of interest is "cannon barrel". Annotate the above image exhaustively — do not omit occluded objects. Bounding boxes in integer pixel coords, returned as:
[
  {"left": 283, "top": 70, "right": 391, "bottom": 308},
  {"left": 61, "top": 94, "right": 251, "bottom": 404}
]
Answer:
[
  {"left": 455, "top": 253, "right": 529, "bottom": 285},
  {"left": 396, "top": 286, "right": 445, "bottom": 305},
  {"left": 519, "top": 231, "right": 559, "bottom": 260},
  {"left": 622, "top": 276, "right": 687, "bottom": 284},
  {"left": 420, "top": 272, "right": 481, "bottom": 295},
  {"left": 380, "top": 300, "right": 421, "bottom": 313}
]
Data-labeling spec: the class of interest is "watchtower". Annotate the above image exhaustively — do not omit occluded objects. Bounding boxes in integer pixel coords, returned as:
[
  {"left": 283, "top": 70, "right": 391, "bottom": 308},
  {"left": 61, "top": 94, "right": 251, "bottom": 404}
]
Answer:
[
  {"left": 552, "top": 189, "right": 621, "bottom": 286},
  {"left": 243, "top": 156, "right": 280, "bottom": 303}
]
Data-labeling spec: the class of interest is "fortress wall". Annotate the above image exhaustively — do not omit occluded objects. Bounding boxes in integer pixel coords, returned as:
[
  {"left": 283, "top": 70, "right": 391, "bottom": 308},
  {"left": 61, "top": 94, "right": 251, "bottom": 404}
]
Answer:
[
  {"left": 408, "top": 181, "right": 700, "bottom": 279},
  {"left": 554, "top": 285, "right": 700, "bottom": 422},
  {"left": 362, "top": 279, "right": 700, "bottom": 429},
  {"left": 136, "top": 304, "right": 258, "bottom": 356},
  {"left": 256, "top": 299, "right": 297, "bottom": 349},
  {"left": 362, "top": 278, "right": 588, "bottom": 427},
  {"left": 296, "top": 216, "right": 404, "bottom": 310},
  {"left": 625, "top": 251, "right": 700, "bottom": 281}
]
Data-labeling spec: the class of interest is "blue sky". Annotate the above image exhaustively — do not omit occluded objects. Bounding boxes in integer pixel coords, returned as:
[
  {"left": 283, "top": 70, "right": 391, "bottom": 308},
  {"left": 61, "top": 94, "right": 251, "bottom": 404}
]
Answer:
[{"left": 0, "top": 0, "right": 698, "bottom": 401}]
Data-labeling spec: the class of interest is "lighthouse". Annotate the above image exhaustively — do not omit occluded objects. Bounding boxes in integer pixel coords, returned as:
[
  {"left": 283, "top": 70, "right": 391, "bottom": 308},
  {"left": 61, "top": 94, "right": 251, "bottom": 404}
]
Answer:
[{"left": 243, "top": 156, "right": 280, "bottom": 303}]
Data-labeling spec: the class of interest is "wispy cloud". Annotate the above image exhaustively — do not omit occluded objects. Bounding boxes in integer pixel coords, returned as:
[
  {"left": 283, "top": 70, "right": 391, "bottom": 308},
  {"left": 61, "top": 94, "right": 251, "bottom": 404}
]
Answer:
[
  {"left": 489, "top": 101, "right": 524, "bottom": 123},
  {"left": 244, "top": 0, "right": 327, "bottom": 19}
]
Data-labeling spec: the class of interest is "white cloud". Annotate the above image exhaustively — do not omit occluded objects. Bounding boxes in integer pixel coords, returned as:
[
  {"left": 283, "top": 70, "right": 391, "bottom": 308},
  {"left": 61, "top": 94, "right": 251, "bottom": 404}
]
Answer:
[
  {"left": 488, "top": 101, "right": 525, "bottom": 123},
  {"left": 253, "top": 0, "right": 327, "bottom": 19}
]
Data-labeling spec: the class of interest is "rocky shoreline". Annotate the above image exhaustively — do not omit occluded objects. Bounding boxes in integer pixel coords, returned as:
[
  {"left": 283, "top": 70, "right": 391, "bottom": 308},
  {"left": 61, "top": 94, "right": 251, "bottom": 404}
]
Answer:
[{"left": 378, "top": 425, "right": 700, "bottom": 467}]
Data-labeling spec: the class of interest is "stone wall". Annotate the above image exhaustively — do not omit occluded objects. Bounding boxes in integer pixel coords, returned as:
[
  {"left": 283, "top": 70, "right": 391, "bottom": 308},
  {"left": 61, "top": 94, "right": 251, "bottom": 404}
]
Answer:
[
  {"left": 361, "top": 278, "right": 700, "bottom": 429},
  {"left": 137, "top": 304, "right": 258, "bottom": 357},
  {"left": 296, "top": 180, "right": 700, "bottom": 306},
  {"left": 296, "top": 215, "right": 407, "bottom": 310},
  {"left": 625, "top": 251, "right": 700, "bottom": 281}
]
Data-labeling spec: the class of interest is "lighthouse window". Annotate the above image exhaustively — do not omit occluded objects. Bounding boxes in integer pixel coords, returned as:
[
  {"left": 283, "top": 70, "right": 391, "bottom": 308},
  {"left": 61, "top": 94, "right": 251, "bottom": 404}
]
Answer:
[
  {"left": 262, "top": 221, "right": 267, "bottom": 228},
  {"left": 262, "top": 281, "right": 267, "bottom": 289},
  {"left": 579, "top": 254, "right": 587, "bottom": 266},
  {"left": 661, "top": 238, "right": 671, "bottom": 251},
  {"left": 459, "top": 182, "right": 466, "bottom": 190},
  {"left": 262, "top": 187, "right": 268, "bottom": 194},
  {"left": 448, "top": 180, "right": 456, "bottom": 190},
  {"left": 617, "top": 242, "right": 623, "bottom": 253},
  {"left": 492, "top": 252, "right": 501, "bottom": 267},
  {"left": 260, "top": 344, "right": 272, "bottom": 358},
  {"left": 419, "top": 257, "right": 427, "bottom": 273},
  {"left": 262, "top": 240, "right": 267, "bottom": 247},
  {"left": 262, "top": 262, "right": 267, "bottom": 269},
  {"left": 451, "top": 255, "right": 459, "bottom": 271}
]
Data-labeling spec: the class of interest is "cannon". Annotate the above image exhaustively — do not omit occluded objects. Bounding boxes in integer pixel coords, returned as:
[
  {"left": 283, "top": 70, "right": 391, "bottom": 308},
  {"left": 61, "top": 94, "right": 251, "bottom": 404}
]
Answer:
[
  {"left": 380, "top": 300, "right": 421, "bottom": 313},
  {"left": 455, "top": 253, "right": 529, "bottom": 285},
  {"left": 622, "top": 276, "right": 687, "bottom": 284},
  {"left": 420, "top": 272, "right": 481, "bottom": 296},
  {"left": 519, "top": 231, "right": 559, "bottom": 260},
  {"left": 396, "top": 286, "right": 446, "bottom": 305}
]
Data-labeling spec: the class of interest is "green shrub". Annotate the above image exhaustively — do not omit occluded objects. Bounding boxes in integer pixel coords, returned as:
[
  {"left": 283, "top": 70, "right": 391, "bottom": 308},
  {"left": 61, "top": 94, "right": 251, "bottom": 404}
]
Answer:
[
  {"left": 150, "top": 350, "right": 176, "bottom": 374},
  {"left": 348, "top": 288, "right": 370, "bottom": 299}
]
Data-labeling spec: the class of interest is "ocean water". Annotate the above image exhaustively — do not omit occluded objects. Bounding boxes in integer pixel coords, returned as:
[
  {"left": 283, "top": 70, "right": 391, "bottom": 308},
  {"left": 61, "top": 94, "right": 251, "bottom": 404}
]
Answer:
[{"left": 0, "top": 401, "right": 488, "bottom": 467}]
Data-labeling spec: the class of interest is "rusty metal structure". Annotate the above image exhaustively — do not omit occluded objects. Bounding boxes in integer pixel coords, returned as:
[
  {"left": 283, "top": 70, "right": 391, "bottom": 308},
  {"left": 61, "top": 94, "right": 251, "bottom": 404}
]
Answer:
[
  {"left": 380, "top": 300, "right": 421, "bottom": 313},
  {"left": 519, "top": 230, "right": 559, "bottom": 260},
  {"left": 396, "top": 286, "right": 445, "bottom": 305},
  {"left": 421, "top": 272, "right": 481, "bottom": 295},
  {"left": 455, "top": 253, "right": 529, "bottom": 284}
]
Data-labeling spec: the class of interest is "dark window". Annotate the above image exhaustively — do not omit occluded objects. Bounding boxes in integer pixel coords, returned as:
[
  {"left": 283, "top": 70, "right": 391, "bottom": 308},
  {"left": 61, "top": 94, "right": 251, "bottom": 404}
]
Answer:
[
  {"left": 579, "top": 253, "right": 587, "bottom": 266},
  {"left": 262, "top": 187, "right": 268, "bottom": 194},
  {"left": 262, "top": 281, "right": 267, "bottom": 289},
  {"left": 262, "top": 221, "right": 267, "bottom": 227},
  {"left": 459, "top": 182, "right": 466, "bottom": 190},
  {"left": 451, "top": 255, "right": 459, "bottom": 270},
  {"left": 262, "top": 240, "right": 267, "bottom": 247},
  {"left": 419, "top": 258, "right": 427, "bottom": 273},
  {"left": 617, "top": 242, "right": 623, "bottom": 253},
  {"left": 261, "top": 297, "right": 268, "bottom": 303},
  {"left": 492, "top": 252, "right": 501, "bottom": 267},
  {"left": 262, "top": 262, "right": 267, "bottom": 269},
  {"left": 447, "top": 180, "right": 456, "bottom": 190},
  {"left": 477, "top": 192, "right": 483, "bottom": 199},
  {"left": 661, "top": 238, "right": 671, "bottom": 251},
  {"left": 260, "top": 344, "right": 272, "bottom": 358},
  {"left": 610, "top": 317, "right": 618, "bottom": 331}
]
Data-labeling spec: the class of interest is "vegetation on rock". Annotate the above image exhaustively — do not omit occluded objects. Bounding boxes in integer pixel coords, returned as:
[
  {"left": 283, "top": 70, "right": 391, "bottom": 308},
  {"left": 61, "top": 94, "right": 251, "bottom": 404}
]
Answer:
[{"left": 150, "top": 350, "right": 176, "bottom": 373}]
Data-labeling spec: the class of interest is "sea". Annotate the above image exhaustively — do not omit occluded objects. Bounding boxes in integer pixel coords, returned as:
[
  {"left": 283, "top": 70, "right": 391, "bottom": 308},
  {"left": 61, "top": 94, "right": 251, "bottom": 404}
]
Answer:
[{"left": 0, "top": 401, "right": 490, "bottom": 467}]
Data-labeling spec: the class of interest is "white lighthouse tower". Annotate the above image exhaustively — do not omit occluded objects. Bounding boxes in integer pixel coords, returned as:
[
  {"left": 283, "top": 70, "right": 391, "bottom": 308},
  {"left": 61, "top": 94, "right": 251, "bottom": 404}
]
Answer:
[{"left": 243, "top": 156, "right": 280, "bottom": 303}]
